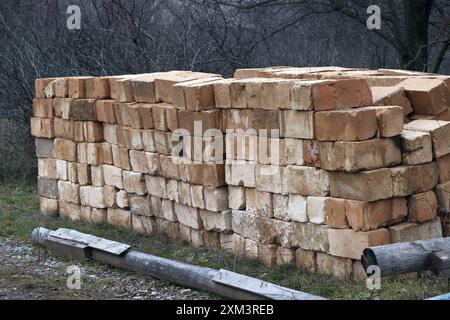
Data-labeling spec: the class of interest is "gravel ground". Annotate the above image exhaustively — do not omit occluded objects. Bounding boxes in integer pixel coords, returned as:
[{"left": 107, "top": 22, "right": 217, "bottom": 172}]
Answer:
[{"left": 0, "top": 236, "right": 212, "bottom": 300}]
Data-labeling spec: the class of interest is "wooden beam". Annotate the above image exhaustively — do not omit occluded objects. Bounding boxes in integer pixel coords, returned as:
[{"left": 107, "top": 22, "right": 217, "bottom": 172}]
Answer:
[{"left": 361, "top": 237, "right": 450, "bottom": 277}]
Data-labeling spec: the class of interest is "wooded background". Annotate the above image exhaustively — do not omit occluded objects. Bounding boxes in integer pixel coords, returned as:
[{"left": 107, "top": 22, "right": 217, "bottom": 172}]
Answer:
[{"left": 0, "top": 0, "right": 449, "bottom": 179}]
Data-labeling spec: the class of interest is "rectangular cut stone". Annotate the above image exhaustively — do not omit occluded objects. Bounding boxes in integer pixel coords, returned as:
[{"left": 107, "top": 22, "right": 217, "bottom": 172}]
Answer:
[
  {"left": 404, "top": 120, "right": 450, "bottom": 158},
  {"left": 280, "top": 111, "right": 314, "bottom": 139},
  {"left": 436, "top": 181, "right": 450, "bottom": 212},
  {"left": 389, "top": 218, "right": 442, "bottom": 243},
  {"left": 365, "top": 106, "right": 404, "bottom": 138},
  {"left": 437, "top": 154, "right": 450, "bottom": 183},
  {"left": 228, "top": 186, "right": 245, "bottom": 210},
  {"left": 31, "top": 118, "right": 54, "bottom": 138},
  {"left": 408, "top": 191, "right": 438, "bottom": 222},
  {"left": 174, "top": 203, "right": 202, "bottom": 229},
  {"left": 314, "top": 108, "right": 378, "bottom": 141},
  {"left": 285, "top": 166, "right": 330, "bottom": 196},
  {"left": 200, "top": 210, "right": 232, "bottom": 232},
  {"left": 38, "top": 177, "right": 58, "bottom": 199},
  {"left": 80, "top": 186, "right": 106, "bottom": 208},
  {"left": 398, "top": 78, "right": 449, "bottom": 115},
  {"left": 330, "top": 168, "right": 393, "bottom": 201},
  {"left": 401, "top": 130, "right": 433, "bottom": 165},
  {"left": 371, "top": 86, "right": 413, "bottom": 116},
  {"left": 107, "top": 208, "right": 132, "bottom": 229},
  {"left": 123, "top": 171, "right": 147, "bottom": 195},
  {"left": 319, "top": 139, "right": 401, "bottom": 172},
  {"left": 328, "top": 228, "right": 390, "bottom": 260},
  {"left": 58, "top": 181, "right": 80, "bottom": 204}
]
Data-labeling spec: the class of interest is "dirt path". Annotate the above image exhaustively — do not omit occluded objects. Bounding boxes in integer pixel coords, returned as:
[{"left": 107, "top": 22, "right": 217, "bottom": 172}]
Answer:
[{"left": 0, "top": 236, "right": 212, "bottom": 300}]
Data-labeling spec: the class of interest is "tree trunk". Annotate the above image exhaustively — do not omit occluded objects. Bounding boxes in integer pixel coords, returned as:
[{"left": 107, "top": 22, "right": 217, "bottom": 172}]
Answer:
[{"left": 400, "top": 0, "right": 433, "bottom": 71}]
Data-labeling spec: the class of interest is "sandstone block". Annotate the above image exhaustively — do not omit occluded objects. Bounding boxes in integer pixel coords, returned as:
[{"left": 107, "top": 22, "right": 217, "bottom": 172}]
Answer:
[
  {"left": 398, "top": 78, "right": 449, "bottom": 115},
  {"left": 436, "top": 181, "right": 450, "bottom": 212},
  {"left": 33, "top": 98, "right": 54, "bottom": 118},
  {"left": 38, "top": 177, "right": 58, "bottom": 199},
  {"left": 280, "top": 111, "right": 314, "bottom": 139},
  {"left": 328, "top": 228, "right": 390, "bottom": 260},
  {"left": 58, "top": 181, "right": 80, "bottom": 204},
  {"left": 389, "top": 217, "right": 442, "bottom": 243},
  {"left": 39, "top": 197, "right": 59, "bottom": 216},
  {"left": 371, "top": 86, "right": 413, "bottom": 116},
  {"left": 107, "top": 208, "right": 131, "bottom": 229},
  {"left": 116, "top": 190, "right": 130, "bottom": 209},
  {"left": 228, "top": 186, "right": 245, "bottom": 210},
  {"left": 145, "top": 175, "right": 166, "bottom": 198},
  {"left": 31, "top": 118, "right": 54, "bottom": 138},
  {"left": 314, "top": 108, "right": 378, "bottom": 141},
  {"left": 285, "top": 166, "right": 330, "bottom": 196},
  {"left": 38, "top": 158, "right": 57, "bottom": 179},
  {"left": 174, "top": 203, "right": 202, "bottom": 229},
  {"left": 132, "top": 214, "right": 154, "bottom": 235},
  {"left": 437, "top": 154, "right": 450, "bottom": 183},
  {"left": 408, "top": 191, "right": 438, "bottom": 222},
  {"left": 288, "top": 194, "right": 307, "bottom": 223},
  {"left": 330, "top": 168, "right": 393, "bottom": 201},
  {"left": 295, "top": 249, "right": 317, "bottom": 273},
  {"left": 35, "top": 138, "right": 54, "bottom": 158},
  {"left": 319, "top": 139, "right": 401, "bottom": 172},
  {"left": 123, "top": 171, "right": 147, "bottom": 195},
  {"left": 404, "top": 120, "right": 450, "bottom": 158},
  {"left": 102, "top": 165, "right": 123, "bottom": 189},
  {"left": 316, "top": 252, "right": 353, "bottom": 280},
  {"left": 401, "top": 130, "right": 433, "bottom": 165},
  {"left": 80, "top": 186, "right": 106, "bottom": 209},
  {"left": 200, "top": 210, "right": 232, "bottom": 232}
]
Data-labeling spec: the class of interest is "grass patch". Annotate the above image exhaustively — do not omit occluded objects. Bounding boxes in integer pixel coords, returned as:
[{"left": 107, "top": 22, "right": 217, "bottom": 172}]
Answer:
[{"left": 0, "top": 181, "right": 448, "bottom": 300}]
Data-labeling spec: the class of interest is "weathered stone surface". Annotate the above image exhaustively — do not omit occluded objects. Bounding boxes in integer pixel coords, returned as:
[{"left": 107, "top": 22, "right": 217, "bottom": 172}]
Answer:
[
  {"left": 200, "top": 210, "right": 232, "bottom": 232},
  {"left": 295, "top": 249, "right": 317, "bottom": 272},
  {"left": 288, "top": 194, "right": 307, "bottom": 223},
  {"left": 69, "top": 99, "right": 97, "bottom": 121},
  {"left": 190, "top": 185, "right": 205, "bottom": 209},
  {"left": 330, "top": 168, "right": 393, "bottom": 201},
  {"left": 365, "top": 106, "right": 404, "bottom": 138},
  {"left": 162, "top": 199, "right": 177, "bottom": 222},
  {"left": 166, "top": 179, "right": 179, "bottom": 202},
  {"left": 204, "top": 187, "right": 229, "bottom": 212},
  {"left": 276, "top": 247, "right": 295, "bottom": 265},
  {"left": 404, "top": 120, "right": 450, "bottom": 158},
  {"left": 328, "top": 228, "right": 390, "bottom": 260},
  {"left": 59, "top": 201, "right": 81, "bottom": 221},
  {"left": 130, "top": 195, "right": 152, "bottom": 217},
  {"left": 145, "top": 175, "right": 166, "bottom": 198},
  {"left": 107, "top": 208, "right": 131, "bottom": 229},
  {"left": 123, "top": 171, "right": 147, "bottom": 195},
  {"left": 232, "top": 210, "right": 259, "bottom": 240},
  {"left": 437, "top": 154, "right": 450, "bottom": 183},
  {"left": 291, "top": 222, "right": 329, "bottom": 252},
  {"left": 389, "top": 217, "right": 442, "bottom": 243},
  {"left": 174, "top": 203, "right": 202, "bottom": 229},
  {"left": 285, "top": 166, "right": 330, "bottom": 196},
  {"left": 103, "top": 165, "right": 123, "bottom": 189},
  {"left": 38, "top": 177, "right": 58, "bottom": 199},
  {"left": 58, "top": 181, "right": 80, "bottom": 204},
  {"left": 314, "top": 108, "right": 378, "bottom": 141},
  {"left": 225, "top": 163, "right": 256, "bottom": 188},
  {"left": 401, "top": 130, "right": 433, "bottom": 165},
  {"left": 257, "top": 244, "right": 277, "bottom": 267},
  {"left": 436, "top": 181, "right": 450, "bottom": 212},
  {"left": 398, "top": 78, "right": 449, "bottom": 115},
  {"left": 316, "top": 252, "right": 353, "bottom": 280},
  {"left": 319, "top": 139, "right": 401, "bottom": 172},
  {"left": 213, "top": 79, "right": 233, "bottom": 109},
  {"left": 408, "top": 191, "right": 438, "bottom": 222},
  {"left": 371, "top": 86, "right": 413, "bottom": 116},
  {"left": 256, "top": 191, "right": 273, "bottom": 218},
  {"left": 273, "top": 194, "right": 289, "bottom": 221},
  {"left": 132, "top": 214, "right": 154, "bottom": 235},
  {"left": 35, "top": 138, "right": 55, "bottom": 158},
  {"left": 39, "top": 197, "right": 58, "bottom": 216},
  {"left": 38, "top": 158, "right": 57, "bottom": 179},
  {"left": 391, "top": 163, "right": 438, "bottom": 197},
  {"left": 284, "top": 138, "right": 304, "bottom": 166},
  {"left": 255, "top": 165, "right": 285, "bottom": 194},
  {"left": 306, "top": 197, "right": 328, "bottom": 225},
  {"left": 31, "top": 118, "right": 54, "bottom": 138},
  {"left": 280, "top": 111, "right": 314, "bottom": 139},
  {"left": 116, "top": 190, "right": 130, "bottom": 209},
  {"left": 80, "top": 186, "right": 105, "bottom": 209},
  {"left": 228, "top": 186, "right": 245, "bottom": 210}
]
